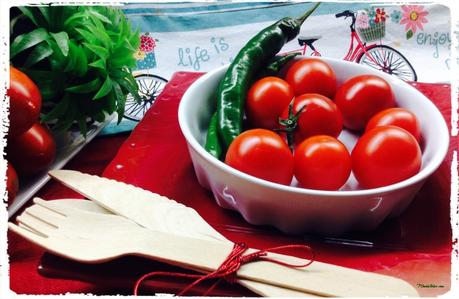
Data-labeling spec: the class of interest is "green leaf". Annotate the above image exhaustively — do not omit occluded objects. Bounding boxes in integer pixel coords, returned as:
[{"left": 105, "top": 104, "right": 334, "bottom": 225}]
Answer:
[
  {"left": 112, "top": 81, "right": 126, "bottom": 123},
  {"left": 10, "top": 28, "right": 49, "bottom": 58},
  {"left": 66, "top": 78, "right": 101, "bottom": 93},
  {"left": 50, "top": 32, "right": 69, "bottom": 56},
  {"left": 63, "top": 11, "right": 88, "bottom": 30},
  {"left": 105, "top": 90, "right": 117, "bottom": 114},
  {"left": 10, "top": 14, "right": 25, "bottom": 36},
  {"left": 24, "top": 42, "right": 53, "bottom": 67},
  {"left": 69, "top": 44, "right": 88, "bottom": 77},
  {"left": 86, "top": 24, "right": 111, "bottom": 49},
  {"left": 18, "top": 7, "right": 48, "bottom": 27},
  {"left": 21, "top": 68, "right": 61, "bottom": 85},
  {"left": 88, "top": 59, "right": 106, "bottom": 70},
  {"left": 75, "top": 28, "right": 96, "bottom": 44},
  {"left": 83, "top": 42, "right": 108, "bottom": 59},
  {"left": 88, "top": 9, "right": 112, "bottom": 25},
  {"left": 406, "top": 29, "right": 414, "bottom": 40},
  {"left": 94, "top": 111, "right": 106, "bottom": 123},
  {"left": 117, "top": 77, "right": 140, "bottom": 103},
  {"left": 49, "top": 6, "right": 67, "bottom": 32},
  {"left": 93, "top": 76, "right": 112, "bottom": 100},
  {"left": 38, "top": 7, "right": 50, "bottom": 24},
  {"left": 42, "top": 95, "right": 70, "bottom": 121},
  {"left": 77, "top": 116, "right": 88, "bottom": 137}
]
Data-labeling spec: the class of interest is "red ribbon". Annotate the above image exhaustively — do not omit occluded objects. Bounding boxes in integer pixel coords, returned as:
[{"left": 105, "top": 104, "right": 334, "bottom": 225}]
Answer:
[{"left": 133, "top": 242, "right": 314, "bottom": 296}]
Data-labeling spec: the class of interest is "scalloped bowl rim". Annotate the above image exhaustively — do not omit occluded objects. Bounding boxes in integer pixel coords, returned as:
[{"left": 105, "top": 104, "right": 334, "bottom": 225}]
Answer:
[{"left": 178, "top": 57, "right": 449, "bottom": 198}]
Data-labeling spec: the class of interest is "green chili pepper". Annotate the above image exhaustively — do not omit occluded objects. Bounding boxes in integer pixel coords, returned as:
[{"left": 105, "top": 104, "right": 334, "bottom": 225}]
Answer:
[
  {"left": 256, "top": 52, "right": 300, "bottom": 79},
  {"left": 205, "top": 53, "right": 300, "bottom": 160},
  {"left": 217, "top": 2, "right": 320, "bottom": 150},
  {"left": 204, "top": 112, "right": 222, "bottom": 159}
]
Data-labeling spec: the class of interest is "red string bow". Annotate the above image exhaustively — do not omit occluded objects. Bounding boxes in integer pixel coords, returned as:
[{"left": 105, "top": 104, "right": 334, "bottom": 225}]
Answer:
[{"left": 134, "top": 242, "right": 315, "bottom": 296}]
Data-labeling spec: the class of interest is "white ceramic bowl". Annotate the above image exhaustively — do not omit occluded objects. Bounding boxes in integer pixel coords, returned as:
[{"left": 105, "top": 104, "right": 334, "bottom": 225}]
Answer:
[{"left": 178, "top": 57, "right": 449, "bottom": 235}]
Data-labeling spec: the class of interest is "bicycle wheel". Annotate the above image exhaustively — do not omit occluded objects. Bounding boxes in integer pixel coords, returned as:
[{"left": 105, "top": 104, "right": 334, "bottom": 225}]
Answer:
[
  {"left": 357, "top": 45, "right": 417, "bottom": 82},
  {"left": 124, "top": 74, "right": 168, "bottom": 122}
]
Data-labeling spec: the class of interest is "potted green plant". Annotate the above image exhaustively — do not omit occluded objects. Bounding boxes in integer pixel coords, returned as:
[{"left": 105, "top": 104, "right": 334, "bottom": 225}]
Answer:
[{"left": 10, "top": 5, "right": 140, "bottom": 135}]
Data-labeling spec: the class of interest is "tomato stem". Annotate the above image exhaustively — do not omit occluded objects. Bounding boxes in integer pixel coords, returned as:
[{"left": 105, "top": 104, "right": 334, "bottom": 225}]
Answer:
[{"left": 277, "top": 99, "right": 306, "bottom": 152}]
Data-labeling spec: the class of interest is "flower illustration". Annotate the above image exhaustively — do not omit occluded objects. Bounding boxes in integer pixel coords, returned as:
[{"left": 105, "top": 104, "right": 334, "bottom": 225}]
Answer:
[
  {"left": 400, "top": 5, "right": 429, "bottom": 39},
  {"left": 139, "top": 33, "right": 156, "bottom": 53},
  {"left": 356, "top": 11, "right": 370, "bottom": 29},
  {"left": 133, "top": 49, "right": 146, "bottom": 60},
  {"left": 390, "top": 10, "right": 402, "bottom": 24},
  {"left": 374, "top": 8, "right": 386, "bottom": 23}
]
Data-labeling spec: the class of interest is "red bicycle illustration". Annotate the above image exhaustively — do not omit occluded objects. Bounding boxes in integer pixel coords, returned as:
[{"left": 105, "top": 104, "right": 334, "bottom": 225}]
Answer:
[{"left": 295, "top": 10, "right": 417, "bottom": 82}]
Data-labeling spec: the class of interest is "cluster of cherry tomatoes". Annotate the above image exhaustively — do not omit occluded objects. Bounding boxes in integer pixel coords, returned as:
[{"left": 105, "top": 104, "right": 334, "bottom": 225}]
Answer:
[
  {"left": 6, "top": 67, "right": 57, "bottom": 203},
  {"left": 225, "top": 58, "right": 422, "bottom": 191}
]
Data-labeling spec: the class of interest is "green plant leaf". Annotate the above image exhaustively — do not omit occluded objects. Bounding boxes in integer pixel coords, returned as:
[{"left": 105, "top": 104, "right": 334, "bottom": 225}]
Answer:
[
  {"left": 24, "top": 42, "right": 53, "bottom": 67},
  {"left": 63, "top": 11, "right": 88, "bottom": 30},
  {"left": 42, "top": 94, "right": 70, "bottom": 121},
  {"left": 77, "top": 116, "right": 88, "bottom": 137},
  {"left": 70, "top": 44, "right": 88, "bottom": 77},
  {"left": 86, "top": 24, "right": 111, "bottom": 49},
  {"left": 66, "top": 78, "right": 101, "bottom": 93},
  {"left": 10, "top": 28, "right": 49, "bottom": 58},
  {"left": 18, "top": 7, "right": 48, "bottom": 27},
  {"left": 88, "top": 9, "right": 112, "bottom": 24},
  {"left": 105, "top": 90, "right": 117, "bottom": 114},
  {"left": 83, "top": 42, "right": 108, "bottom": 59},
  {"left": 117, "top": 77, "right": 140, "bottom": 103},
  {"left": 54, "top": 100, "right": 77, "bottom": 132},
  {"left": 50, "top": 32, "right": 69, "bottom": 56},
  {"left": 94, "top": 111, "right": 106, "bottom": 123},
  {"left": 75, "top": 28, "right": 97, "bottom": 44},
  {"left": 37, "top": 7, "right": 50, "bottom": 24},
  {"left": 88, "top": 59, "right": 106, "bottom": 70},
  {"left": 93, "top": 76, "right": 112, "bottom": 100},
  {"left": 112, "top": 81, "right": 126, "bottom": 123},
  {"left": 406, "top": 29, "right": 414, "bottom": 39},
  {"left": 10, "top": 14, "right": 26, "bottom": 36},
  {"left": 49, "top": 6, "right": 68, "bottom": 32}
]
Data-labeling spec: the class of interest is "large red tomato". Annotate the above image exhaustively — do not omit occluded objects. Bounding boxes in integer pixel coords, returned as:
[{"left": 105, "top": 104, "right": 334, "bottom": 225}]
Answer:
[
  {"left": 294, "top": 135, "right": 351, "bottom": 190},
  {"left": 285, "top": 58, "right": 337, "bottom": 98},
  {"left": 246, "top": 76, "right": 294, "bottom": 129},
  {"left": 225, "top": 129, "right": 294, "bottom": 185},
  {"left": 7, "top": 66, "right": 42, "bottom": 137},
  {"left": 334, "top": 75, "right": 395, "bottom": 131},
  {"left": 351, "top": 126, "right": 422, "bottom": 189},
  {"left": 6, "top": 162, "right": 19, "bottom": 204},
  {"left": 279, "top": 93, "right": 343, "bottom": 145},
  {"left": 365, "top": 108, "right": 422, "bottom": 144},
  {"left": 7, "top": 122, "right": 56, "bottom": 176}
]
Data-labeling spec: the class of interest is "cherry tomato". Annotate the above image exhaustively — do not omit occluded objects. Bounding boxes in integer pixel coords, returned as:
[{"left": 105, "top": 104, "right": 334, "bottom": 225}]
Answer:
[
  {"left": 225, "top": 129, "right": 294, "bottom": 185},
  {"left": 7, "top": 122, "right": 56, "bottom": 176},
  {"left": 246, "top": 76, "right": 294, "bottom": 129},
  {"left": 6, "top": 162, "right": 19, "bottom": 204},
  {"left": 279, "top": 93, "right": 343, "bottom": 145},
  {"left": 334, "top": 75, "right": 395, "bottom": 131},
  {"left": 285, "top": 58, "right": 337, "bottom": 98},
  {"left": 352, "top": 126, "right": 422, "bottom": 189},
  {"left": 7, "top": 66, "right": 42, "bottom": 137},
  {"left": 294, "top": 135, "right": 351, "bottom": 190},
  {"left": 366, "top": 108, "right": 422, "bottom": 144}
]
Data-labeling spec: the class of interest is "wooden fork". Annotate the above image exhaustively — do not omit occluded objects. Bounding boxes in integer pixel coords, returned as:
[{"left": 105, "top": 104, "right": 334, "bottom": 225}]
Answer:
[{"left": 9, "top": 198, "right": 418, "bottom": 297}]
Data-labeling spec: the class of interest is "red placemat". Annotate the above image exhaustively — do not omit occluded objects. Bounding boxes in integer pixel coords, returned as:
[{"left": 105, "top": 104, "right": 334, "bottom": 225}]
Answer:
[{"left": 100, "top": 72, "right": 453, "bottom": 296}]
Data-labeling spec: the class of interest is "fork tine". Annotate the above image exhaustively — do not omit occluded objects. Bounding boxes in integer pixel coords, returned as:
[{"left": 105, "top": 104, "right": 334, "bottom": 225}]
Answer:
[
  {"left": 25, "top": 204, "right": 65, "bottom": 228},
  {"left": 17, "top": 214, "right": 55, "bottom": 237},
  {"left": 33, "top": 197, "right": 68, "bottom": 217},
  {"left": 18, "top": 222, "right": 49, "bottom": 238},
  {"left": 8, "top": 223, "right": 49, "bottom": 246}
]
